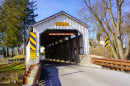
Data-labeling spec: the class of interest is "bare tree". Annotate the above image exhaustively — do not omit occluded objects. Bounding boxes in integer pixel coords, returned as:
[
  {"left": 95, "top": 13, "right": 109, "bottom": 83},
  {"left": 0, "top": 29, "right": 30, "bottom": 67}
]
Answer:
[
  {"left": 77, "top": 1, "right": 105, "bottom": 47},
  {"left": 83, "top": 0, "right": 130, "bottom": 60}
]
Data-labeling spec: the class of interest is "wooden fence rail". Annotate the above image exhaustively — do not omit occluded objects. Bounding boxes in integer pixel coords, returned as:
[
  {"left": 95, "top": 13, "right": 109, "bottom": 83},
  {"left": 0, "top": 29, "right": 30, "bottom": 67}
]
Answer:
[
  {"left": 7, "top": 58, "right": 25, "bottom": 64},
  {"left": 91, "top": 57, "right": 130, "bottom": 73}
]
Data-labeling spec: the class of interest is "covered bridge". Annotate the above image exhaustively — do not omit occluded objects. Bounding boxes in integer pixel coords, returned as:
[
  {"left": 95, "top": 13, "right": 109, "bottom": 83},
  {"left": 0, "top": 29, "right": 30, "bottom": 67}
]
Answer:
[{"left": 26, "top": 11, "right": 89, "bottom": 65}]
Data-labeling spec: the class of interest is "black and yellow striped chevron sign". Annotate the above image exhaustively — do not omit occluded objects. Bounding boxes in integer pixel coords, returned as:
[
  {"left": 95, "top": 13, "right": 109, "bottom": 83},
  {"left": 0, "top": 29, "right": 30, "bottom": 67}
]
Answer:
[
  {"left": 105, "top": 37, "right": 108, "bottom": 48},
  {"left": 30, "top": 32, "right": 36, "bottom": 50}
]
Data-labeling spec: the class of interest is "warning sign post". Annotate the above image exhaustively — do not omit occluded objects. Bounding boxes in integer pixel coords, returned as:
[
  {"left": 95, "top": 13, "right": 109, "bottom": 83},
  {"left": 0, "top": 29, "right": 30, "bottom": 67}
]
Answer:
[
  {"left": 105, "top": 37, "right": 108, "bottom": 58},
  {"left": 30, "top": 32, "right": 36, "bottom": 64}
]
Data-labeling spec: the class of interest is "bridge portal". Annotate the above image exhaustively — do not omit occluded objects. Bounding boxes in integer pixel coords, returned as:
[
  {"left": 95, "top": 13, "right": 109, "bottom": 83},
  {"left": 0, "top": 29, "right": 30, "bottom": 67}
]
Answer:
[{"left": 26, "top": 11, "right": 89, "bottom": 65}]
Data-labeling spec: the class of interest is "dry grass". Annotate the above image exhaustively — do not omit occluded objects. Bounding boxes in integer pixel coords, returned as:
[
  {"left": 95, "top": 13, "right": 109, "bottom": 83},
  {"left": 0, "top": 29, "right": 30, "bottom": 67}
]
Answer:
[{"left": 89, "top": 47, "right": 114, "bottom": 58}]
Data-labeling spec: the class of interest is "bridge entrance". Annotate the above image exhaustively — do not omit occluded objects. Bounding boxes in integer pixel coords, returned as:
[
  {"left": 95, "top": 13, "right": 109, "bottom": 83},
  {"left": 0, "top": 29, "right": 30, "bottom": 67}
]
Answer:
[
  {"left": 41, "top": 29, "right": 82, "bottom": 64},
  {"left": 26, "top": 11, "right": 89, "bottom": 65}
]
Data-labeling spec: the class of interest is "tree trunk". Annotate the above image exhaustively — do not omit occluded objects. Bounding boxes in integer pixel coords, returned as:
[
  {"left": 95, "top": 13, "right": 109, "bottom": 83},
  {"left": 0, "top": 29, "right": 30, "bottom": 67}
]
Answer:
[
  {"left": 17, "top": 44, "right": 19, "bottom": 55},
  {"left": 23, "top": 23, "right": 25, "bottom": 55},
  {"left": 125, "top": 31, "right": 130, "bottom": 60},
  {"left": 116, "top": 36, "right": 124, "bottom": 60},
  {"left": 12, "top": 48, "right": 13, "bottom": 57},
  {"left": 116, "top": 2, "right": 125, "bottom": 60},
  {"left": 7, "top": 47, "right": 9, "bottom": 56},
  {"left": 97, "top": 39, "right": 100, "bottom": 47},
  {"left": 23, "top": 35, "right": 25, "bottom": 55},
  {"left": 111, "top": 46, "right": 119, "bottom": 59},
  {"left": 89, "top": 39, "right": 92, "bottom": 46}
]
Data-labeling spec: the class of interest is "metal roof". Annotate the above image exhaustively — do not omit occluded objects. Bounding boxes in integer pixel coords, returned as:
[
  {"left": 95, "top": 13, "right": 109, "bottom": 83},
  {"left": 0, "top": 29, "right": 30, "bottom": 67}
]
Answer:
[{"left": 32, "top": 11, "right": 89, "bottom": 28}]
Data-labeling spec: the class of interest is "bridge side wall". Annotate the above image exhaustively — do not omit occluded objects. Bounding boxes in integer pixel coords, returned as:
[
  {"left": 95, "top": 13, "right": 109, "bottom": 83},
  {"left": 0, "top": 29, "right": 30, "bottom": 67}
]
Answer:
[{"left": 26, "top": 41, "right": 30, "bottom": 64}]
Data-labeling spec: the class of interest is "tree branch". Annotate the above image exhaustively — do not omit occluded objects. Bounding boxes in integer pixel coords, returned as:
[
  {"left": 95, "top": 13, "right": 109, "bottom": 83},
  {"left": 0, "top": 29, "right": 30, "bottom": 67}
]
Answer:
[
  {"left": 103, "top": 7, "right": 119, "bottom": 57},
  {"left": 102, "top": 0, "right": 117, "bottom": 32},
  {"left": 120, "top": 0, "right": 125, "bottom": 7},
  {"left": 84, "top": 0, "right": 119, "bottom": 59}
]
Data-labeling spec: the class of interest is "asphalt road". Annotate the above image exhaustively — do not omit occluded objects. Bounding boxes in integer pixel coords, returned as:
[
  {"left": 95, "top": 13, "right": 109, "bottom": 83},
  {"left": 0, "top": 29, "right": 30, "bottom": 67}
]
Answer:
[{"left": 39, "top": 60, "right": 130, "bottom": 86}]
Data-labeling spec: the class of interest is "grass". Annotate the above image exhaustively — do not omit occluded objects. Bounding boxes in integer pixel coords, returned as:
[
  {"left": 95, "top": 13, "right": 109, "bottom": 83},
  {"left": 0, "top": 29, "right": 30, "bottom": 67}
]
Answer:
[
  {"left": 12, "top": 55, "right": 25, "bottom": 60},
  {"left": 0, "top": 59, "right": 7, "bottom": 64},
  {"left": 4, "top": 55, "right": 25, "bottom": 59},
  {"left": 0, "top": 62, "right": 25, "bottom": 73},
  {"left": 40, "top": 52, "right": 45, "bottom": 56},
  {"left": 0, "top": 55, "right": 26, "bottom": 73}
]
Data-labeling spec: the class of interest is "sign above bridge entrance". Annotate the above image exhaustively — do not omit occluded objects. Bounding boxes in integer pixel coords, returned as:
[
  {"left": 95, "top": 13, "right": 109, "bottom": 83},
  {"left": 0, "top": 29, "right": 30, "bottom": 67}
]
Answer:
[{"left": 56, "top": 22, "right": 68, "bottom": 26}]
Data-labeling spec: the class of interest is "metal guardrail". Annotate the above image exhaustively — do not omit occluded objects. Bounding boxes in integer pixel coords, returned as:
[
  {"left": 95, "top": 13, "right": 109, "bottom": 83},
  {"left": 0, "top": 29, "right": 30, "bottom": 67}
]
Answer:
[
  {"left": 23, "top": 63, "right": 41, "bottom": 86},
  {"left": 32, "top": 63, "right": 41, "bottom": 86},
  {"left": 91, "top": 57, "right": 130, "bottom": 73}
]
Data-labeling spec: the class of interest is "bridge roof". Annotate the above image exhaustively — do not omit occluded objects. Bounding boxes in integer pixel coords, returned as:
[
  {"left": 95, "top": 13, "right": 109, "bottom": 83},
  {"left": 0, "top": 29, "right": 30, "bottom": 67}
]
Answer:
[
  {"left": 32, "top": 11, "right": 89, "bottom": 28},
  {"left": 26, "top": 11, "right": 89, "bottom": 46}
]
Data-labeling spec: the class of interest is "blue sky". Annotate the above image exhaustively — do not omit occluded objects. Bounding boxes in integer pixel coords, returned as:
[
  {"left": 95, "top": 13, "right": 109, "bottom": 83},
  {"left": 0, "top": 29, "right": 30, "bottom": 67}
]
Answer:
[{"left": 33, "top": 0, "right": 79, "bottom": 22}]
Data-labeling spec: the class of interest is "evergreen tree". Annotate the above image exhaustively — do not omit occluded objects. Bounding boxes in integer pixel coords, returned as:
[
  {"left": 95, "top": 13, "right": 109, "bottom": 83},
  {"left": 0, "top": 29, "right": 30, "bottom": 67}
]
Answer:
[{"left": 22, "top": 0, "right": 37, "bottom": 55}]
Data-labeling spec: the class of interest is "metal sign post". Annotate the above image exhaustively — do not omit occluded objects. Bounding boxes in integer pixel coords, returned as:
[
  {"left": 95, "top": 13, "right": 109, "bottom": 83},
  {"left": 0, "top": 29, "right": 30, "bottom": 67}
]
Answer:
[
  {"left": 106, "top": 48, "right": 107, "bottom": 58},
  {"left": 105, "top": 37, "right": 108, "bottom": 58},
  {"left": 30, "top": 32, "right": 36, "bottom": 65}
]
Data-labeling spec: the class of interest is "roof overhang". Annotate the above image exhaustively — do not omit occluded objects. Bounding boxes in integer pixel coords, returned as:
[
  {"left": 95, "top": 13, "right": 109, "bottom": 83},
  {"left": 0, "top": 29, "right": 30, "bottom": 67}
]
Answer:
[{"left": 30, "top": 11, "right": 89, "bottom": 32}]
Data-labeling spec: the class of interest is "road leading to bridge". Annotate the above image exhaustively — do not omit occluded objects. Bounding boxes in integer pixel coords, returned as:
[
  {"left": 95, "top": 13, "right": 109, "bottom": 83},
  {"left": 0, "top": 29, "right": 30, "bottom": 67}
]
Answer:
[{"left": 39, "top": 60, "right": 130, "bottom": 86}]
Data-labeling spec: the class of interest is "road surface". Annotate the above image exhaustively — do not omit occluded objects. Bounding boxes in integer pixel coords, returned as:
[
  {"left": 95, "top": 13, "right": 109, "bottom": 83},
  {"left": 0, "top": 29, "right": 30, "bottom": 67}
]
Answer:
[{"left": 39, "top": 60, "right": 130, "bottom": 86}]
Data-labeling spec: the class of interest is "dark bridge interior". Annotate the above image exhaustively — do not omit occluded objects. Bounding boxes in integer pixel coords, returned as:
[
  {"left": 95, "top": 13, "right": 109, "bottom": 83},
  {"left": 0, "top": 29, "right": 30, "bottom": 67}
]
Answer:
[
  {"left": 40, "top": 29, "right": 82, "bottom": 64},
  {"left": 40, "top": 29, "right": 78, "bottom": 46}
]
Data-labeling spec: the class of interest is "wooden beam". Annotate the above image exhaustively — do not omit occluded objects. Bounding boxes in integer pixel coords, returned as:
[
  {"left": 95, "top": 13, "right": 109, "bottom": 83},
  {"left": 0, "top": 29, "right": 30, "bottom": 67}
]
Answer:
[
  {"left": 68, "top": 36, "right": 72, "bottom": 63},
  {"left": 76, "top": 32, "right": 79, "bottom": 64},
  {"left": 45, "top": 47, "right": 47, "bottom": 59}
]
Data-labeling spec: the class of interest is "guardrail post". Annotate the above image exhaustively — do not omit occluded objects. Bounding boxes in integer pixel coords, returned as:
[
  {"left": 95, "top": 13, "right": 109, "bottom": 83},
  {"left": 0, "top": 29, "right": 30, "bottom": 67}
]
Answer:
[{"left": 23, "top": 76, "right": 28, "bottom": 85}]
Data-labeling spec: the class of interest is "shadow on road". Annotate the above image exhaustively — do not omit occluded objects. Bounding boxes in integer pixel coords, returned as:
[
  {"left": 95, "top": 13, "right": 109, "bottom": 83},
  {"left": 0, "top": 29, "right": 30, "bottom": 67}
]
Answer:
[{"left": 39, "top": 60, "right": 75, "bottom": 86}]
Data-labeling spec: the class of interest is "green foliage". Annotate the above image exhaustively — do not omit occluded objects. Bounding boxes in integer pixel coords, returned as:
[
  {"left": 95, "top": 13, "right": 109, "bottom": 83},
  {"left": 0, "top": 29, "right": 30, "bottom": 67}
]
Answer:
[
  {"left": 22, "top": 0, "right": 37, "bottom": 39},
  {"left": 40, "top": 52, "right": 45, "bottom": 56},
  {"left": 0, "top": 0, "right": 25, "bottom": 48},
  {"left": 0, "top": 0, "right": 37, "bottom": 56},
  {"left": 0, "top": 62, "right": 25, "bottom": 73}
]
